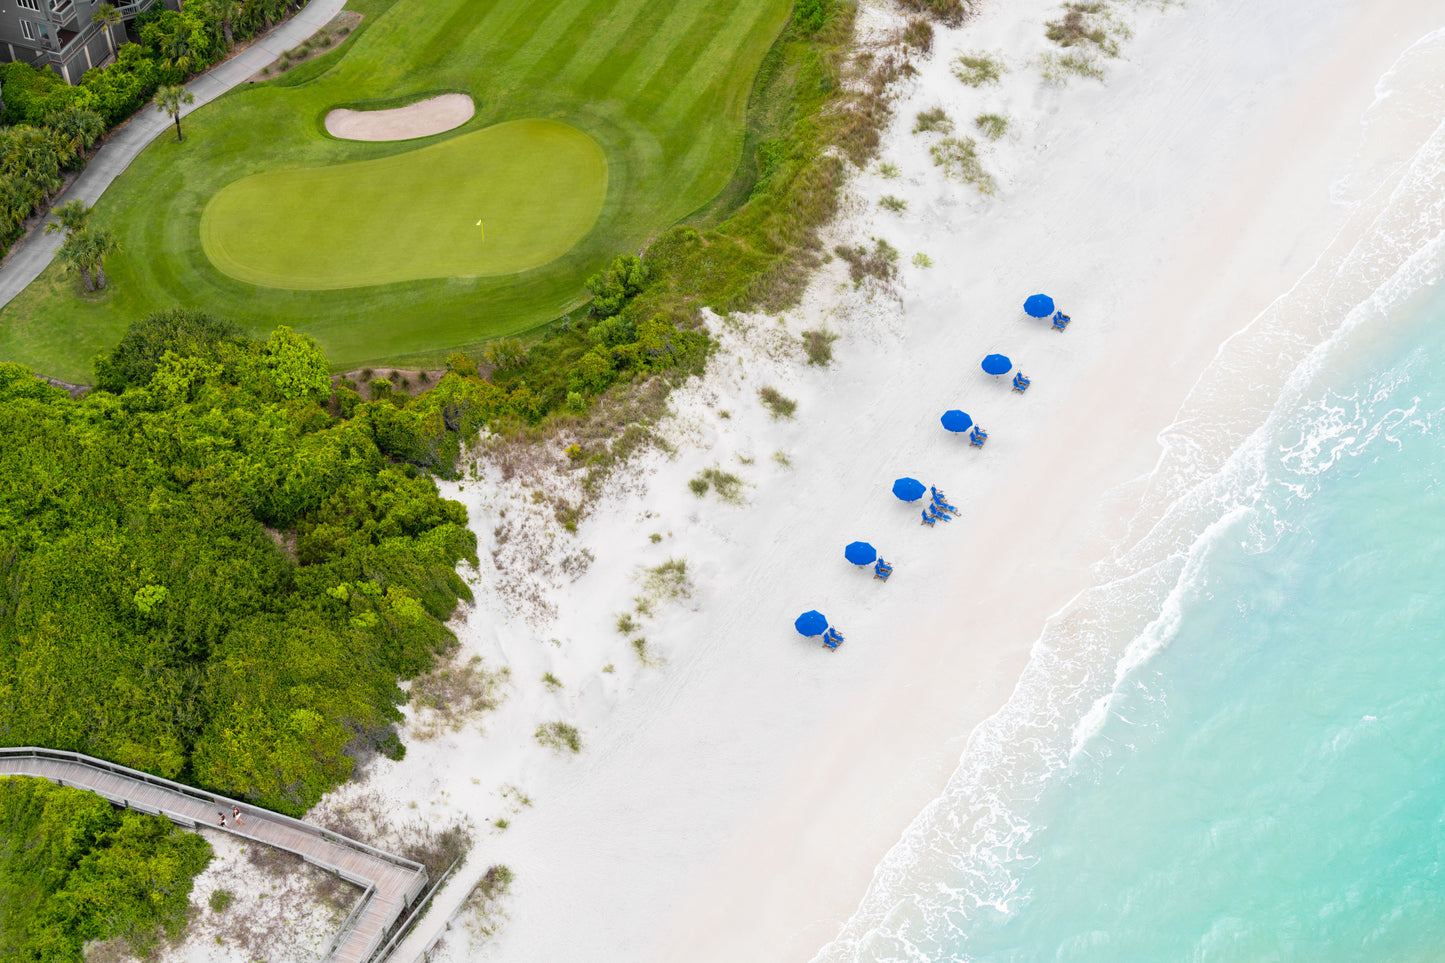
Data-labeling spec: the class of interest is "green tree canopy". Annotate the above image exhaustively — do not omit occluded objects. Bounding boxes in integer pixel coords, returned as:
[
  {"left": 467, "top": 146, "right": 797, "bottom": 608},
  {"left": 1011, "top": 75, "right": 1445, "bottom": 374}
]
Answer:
[
  {"left": 0, "top": 316, "right": 488, "bottom": 813},
  {"left": 0, "top": 776, "right": 212, "bottom": 962}
]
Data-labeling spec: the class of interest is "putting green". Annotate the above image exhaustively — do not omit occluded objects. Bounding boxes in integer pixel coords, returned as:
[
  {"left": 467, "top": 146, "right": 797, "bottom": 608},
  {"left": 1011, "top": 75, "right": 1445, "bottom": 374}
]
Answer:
[{"left": 200, "top": 120, "right": 607, "bottom": 290}]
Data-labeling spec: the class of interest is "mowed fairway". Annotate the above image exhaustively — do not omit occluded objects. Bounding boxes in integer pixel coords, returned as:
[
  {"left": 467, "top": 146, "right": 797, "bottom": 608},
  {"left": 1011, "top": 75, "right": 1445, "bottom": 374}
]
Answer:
[
  {"left": 0, "top": 0, "right": 793, "bottom": 380},
  {"left": 201, "top": 120, "right": 607, "bottom": 289}
]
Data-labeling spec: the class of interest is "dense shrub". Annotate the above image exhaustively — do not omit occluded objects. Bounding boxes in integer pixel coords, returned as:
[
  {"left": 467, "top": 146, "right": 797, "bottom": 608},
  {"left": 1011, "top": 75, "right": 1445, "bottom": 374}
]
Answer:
[
  {"left": 0, "top": 776, "right": 212, "bottom": 961},
  {"left": 0, "top": 318, "right": 484, "bottom": 814},
  {"left": 584, "top": 253, "right": 648, "bottom": 318}
]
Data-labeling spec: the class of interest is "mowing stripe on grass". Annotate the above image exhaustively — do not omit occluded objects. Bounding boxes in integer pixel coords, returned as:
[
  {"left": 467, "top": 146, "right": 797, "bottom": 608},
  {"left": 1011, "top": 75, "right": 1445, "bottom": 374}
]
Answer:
[
  {"left": 636, "top": 4, "right": 750, "bottom": 114},
  {"left": 457, "top": 0, "right": 545, "bottom": 68},
  {"left": 498, "top": 0, "right": 603, "bottom": 82},
  {"left": 665, "top": 2, "right": 793, "bottom": 125},
  {"left": 556, "top": 0, "right": 655, "bottom": 91},
  {"left": 417, "top": 0, "right": 496, "bottom": 66},
  {"left": 605, "top": 0, "right": 715, "bottom": 105}
]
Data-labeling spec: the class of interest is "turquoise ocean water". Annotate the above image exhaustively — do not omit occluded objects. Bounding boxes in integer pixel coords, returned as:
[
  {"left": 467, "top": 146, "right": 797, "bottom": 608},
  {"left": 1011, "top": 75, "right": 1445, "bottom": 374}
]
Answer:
[
  {"left": 943, "top": 279, "right": 1445, "bottom": 962},
  {"left": 819, "top": 25, "right": 1445, "bottom": 963}
]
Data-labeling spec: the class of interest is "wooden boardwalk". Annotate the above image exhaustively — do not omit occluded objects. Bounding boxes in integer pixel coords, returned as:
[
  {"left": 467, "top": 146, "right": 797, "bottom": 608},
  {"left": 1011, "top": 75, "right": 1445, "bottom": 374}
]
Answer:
[{"left": 0, "top": 748, "right": 426, "bottom": 963}]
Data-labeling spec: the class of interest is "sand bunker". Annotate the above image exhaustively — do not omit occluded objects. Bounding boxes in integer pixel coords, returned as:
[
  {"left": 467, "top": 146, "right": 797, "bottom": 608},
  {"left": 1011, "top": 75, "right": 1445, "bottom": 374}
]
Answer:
[{"left": 325, "top": 93, "right": 475, "bottom": 142}]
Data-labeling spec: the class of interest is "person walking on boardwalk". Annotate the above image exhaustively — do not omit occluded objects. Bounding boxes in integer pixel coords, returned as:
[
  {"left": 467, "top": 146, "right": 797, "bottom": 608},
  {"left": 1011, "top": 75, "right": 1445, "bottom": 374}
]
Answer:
[
  {"left": 232, "top": 806, "right": 243, "bottom": 825},
  {"left": 218, "top": 812, "right": 227, "bottom": 828}
]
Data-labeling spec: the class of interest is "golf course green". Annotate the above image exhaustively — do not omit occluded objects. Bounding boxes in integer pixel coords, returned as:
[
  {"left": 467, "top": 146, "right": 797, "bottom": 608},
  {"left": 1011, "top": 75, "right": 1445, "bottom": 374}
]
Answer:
[
  {"left": 0, "top": 0, "right": 794, "bottom": 380},
  {"left": 201, "top": 120, "right": 607, "bottom": 289}
]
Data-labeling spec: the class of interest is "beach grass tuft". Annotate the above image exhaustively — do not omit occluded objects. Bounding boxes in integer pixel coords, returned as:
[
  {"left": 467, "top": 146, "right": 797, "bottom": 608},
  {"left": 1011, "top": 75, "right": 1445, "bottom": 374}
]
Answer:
[
  {"left": 461, "top": 864, "right": 515, "bottom": 938},
  {"left": 913, "top": 106, "right": 954, "bottom": 134},
  {"left": 759, "top": 386, "right": 798, "bottom": 419},
  {"left": 689, "top": 467, "right": 747, "bottom": 503},
  {"left": 408, "top": 656, "right": 509, "bottom": 738},
  {"left": 953, "top": 51, "right": 1006, "bottom": 86},
  {"left": 930, "top": 137, "right": 997, "bottom": 195},
  {"left": 802, "top": 328, "right": 839, "bottom": 365},
  {"left": 900, "top": 17, "right": 934, "bottom": 53},
  {"left": 632, "top": 637, "right": 663, "bottom": 666},
  {"left": 975, "top": 113, "right": 1009, "bottom": 141},
  {"left": 535, "top": 722, "right": 582, "bottom": 754},
  {"left": 912, "top": 252, "right": 934, "bottom": 268},
  {"left": 1039, "top": 51, "right": 1106, "bottom": 84},
  {"left": 879, "top": 194, "right": 908, "bottom": 212},
  {"left": 894, "top": 0, "right": 974, "bottom": 26},
  {"left": 877, "top": 161, "right": 901, "bottom": 179},
  {"left": 1045, "top": 2, "right": 1128, "bottom": 57},
  {"left": 834, "top": 238, "right": 900, "bottom": 287},
  {"left": 643, "top": 558, "right": 693, "bottom": 601}
]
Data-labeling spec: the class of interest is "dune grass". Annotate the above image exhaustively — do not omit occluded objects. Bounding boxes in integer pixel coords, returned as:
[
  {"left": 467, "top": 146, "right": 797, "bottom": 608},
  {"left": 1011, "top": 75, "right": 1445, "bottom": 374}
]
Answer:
[{"left": 0, "top": 0, "right": 794, "bottom": 381}]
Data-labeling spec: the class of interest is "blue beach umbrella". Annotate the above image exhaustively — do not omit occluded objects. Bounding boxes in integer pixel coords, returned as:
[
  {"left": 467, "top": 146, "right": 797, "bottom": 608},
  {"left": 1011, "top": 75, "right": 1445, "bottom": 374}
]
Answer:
[
  {"left": 1024, "top": 294, "right": 1055, "bottom": 318},
  {"left": 795, "top": 610, "right": 828, "bottom": 637},
  {"left": 844, "top": 541, "right": 878, "bottom": 566},
  {"left": 940, "top": 410, "right": 973, "bottom": 433},
  {"left": 892, "top": 477, "right": 927, "bottom": 502},
  {"left": 982, "top": 353, "right": 1012, "bottom": 375}
]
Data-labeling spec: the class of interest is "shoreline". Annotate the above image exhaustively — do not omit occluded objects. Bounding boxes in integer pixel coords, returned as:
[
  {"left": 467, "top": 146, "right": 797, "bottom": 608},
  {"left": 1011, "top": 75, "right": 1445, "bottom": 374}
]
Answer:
[{"left": 309, "top": 0, "right": 1445, "bottom": 960}]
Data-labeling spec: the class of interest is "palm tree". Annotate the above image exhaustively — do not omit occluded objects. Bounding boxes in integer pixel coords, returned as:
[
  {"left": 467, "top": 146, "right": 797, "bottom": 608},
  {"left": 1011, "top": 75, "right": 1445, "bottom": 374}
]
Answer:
[
  {"left": 43, "top": 107, "right": 106, "bottom": 167},
  {"left": 43, "top": 199, "right": 92, "bottom": 238},
  {"left": 91, "top": 2, "right": 122, "bottom": 58},
  {"left": 0, "top": 177, "right": 31, "bottom": 235},
  {"left": 162, "top": 29, "right": 195, "bottom": 74},
  {"left": 58, "top": 226, "right": 118, "bottom": 292},
  {"left": 155, "top": 85, "right": 196, "bottom": 142},
  {"left": 58, "top": 231, "right": 94, "bottom": 291},
  {"left": 83, "top": 227, "right": 118, "bottom": 289},
  {"left": 201, "top": 0, "right": 238, "bottom": 46}
]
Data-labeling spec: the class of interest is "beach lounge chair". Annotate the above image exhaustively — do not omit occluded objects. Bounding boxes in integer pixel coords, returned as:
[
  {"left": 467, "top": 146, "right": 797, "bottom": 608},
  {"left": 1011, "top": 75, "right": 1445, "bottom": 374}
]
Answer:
[
  {"left": 969, "top": 427, "right": 988, "bottom": 447},
  {"left": 822, "top": 627, "right": 844, "bottom": 650},
  {"left": 928, "top": 505, "right": 952, "bottom": 522},
  {"left": 933, "top": 499, "right": 959, "bottom": 515},
  {"left": 930, "top": 486, "right": 947, "bottom": 503},
  {"left": 1012, "top": 373, "right": 1031, "bottom": 392},
  {"left": 921, "top": 510, "right": 937, "bottom": 527},
  {"left": 874, "top": 559, "right": 893, "bottom": 581},
  {"left": 1052, "top": 312, "right": 1071, "bottom": 331}
]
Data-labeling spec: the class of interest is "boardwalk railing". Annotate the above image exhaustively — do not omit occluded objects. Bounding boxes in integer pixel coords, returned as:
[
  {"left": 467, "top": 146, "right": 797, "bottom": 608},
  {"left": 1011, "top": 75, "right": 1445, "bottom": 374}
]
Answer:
[
  {"left": 372, "top": 852, "right": 467, "bottom": 963},
  {"left": 0, "top": 747, "right": 427, "bottom": 963}
]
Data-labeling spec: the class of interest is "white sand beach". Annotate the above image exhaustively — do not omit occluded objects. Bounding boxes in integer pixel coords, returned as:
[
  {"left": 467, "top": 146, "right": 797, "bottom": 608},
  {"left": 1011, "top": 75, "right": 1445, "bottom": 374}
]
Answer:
[{"left": 269, "top": 0, "right": 1445, "bottom": 961}]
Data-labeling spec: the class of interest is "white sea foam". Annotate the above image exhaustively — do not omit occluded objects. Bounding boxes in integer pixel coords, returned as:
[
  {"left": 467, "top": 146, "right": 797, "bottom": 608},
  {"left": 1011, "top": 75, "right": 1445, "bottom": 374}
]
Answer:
[{"left": 815, "top": 26, "right": 1445, "bottom": 963}]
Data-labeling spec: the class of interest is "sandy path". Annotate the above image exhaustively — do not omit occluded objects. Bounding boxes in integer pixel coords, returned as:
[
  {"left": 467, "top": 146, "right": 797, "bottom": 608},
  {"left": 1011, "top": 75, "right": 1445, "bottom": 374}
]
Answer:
[{"left": 325, "top": 93, "right": 474, "bottom": 142}]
